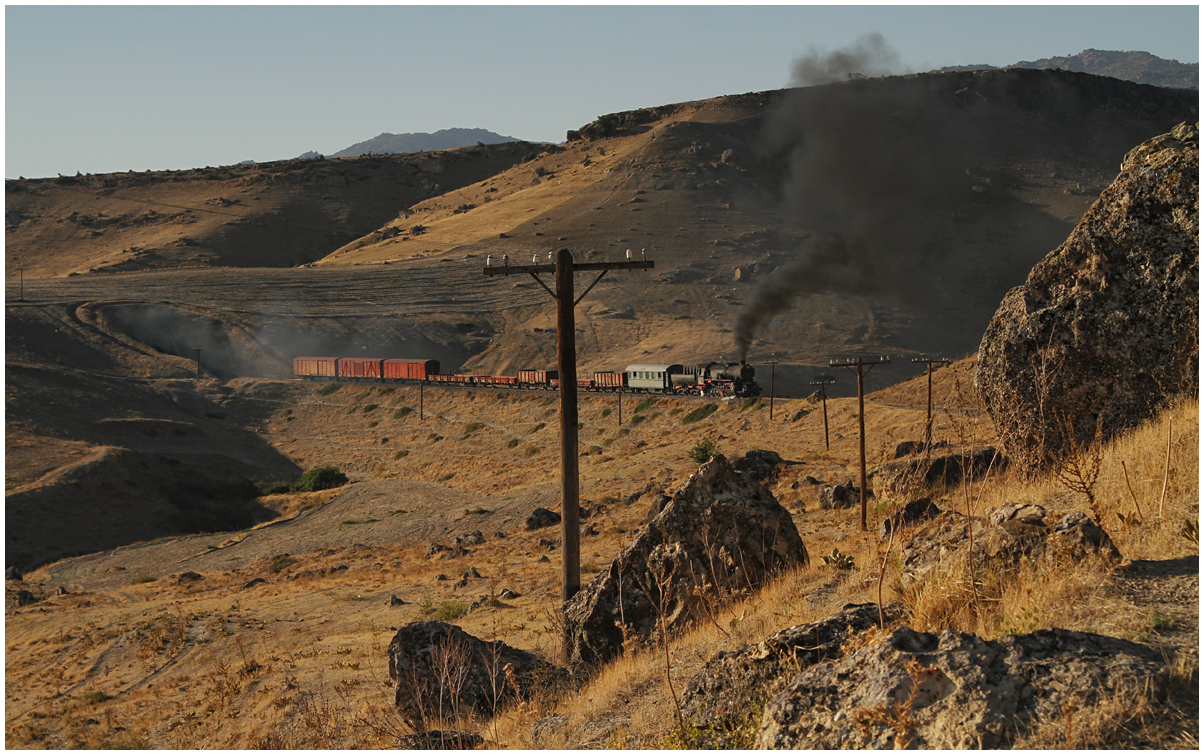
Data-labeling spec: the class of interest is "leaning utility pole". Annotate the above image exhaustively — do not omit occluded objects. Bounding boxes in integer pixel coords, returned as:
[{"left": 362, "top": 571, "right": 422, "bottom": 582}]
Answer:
[
  {"left": 809, "top": 377, "right": 836, "bottom": 450},
  {"left": 830, "top": 356, "right": 891, "bottom": 531},
  {"left": 911, "top": 357, "right": 951, "bottom": 449},
  {"left": 193, "top": 348, "right": 203, "bottom": 379},
  {"left": 485, "top": 249, "right": 653, "bottom": 616}
]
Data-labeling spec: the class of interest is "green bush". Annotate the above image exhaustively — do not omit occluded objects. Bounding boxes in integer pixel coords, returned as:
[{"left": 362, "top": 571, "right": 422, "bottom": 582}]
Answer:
[
  {"left": 363, "top": 403, "right": 378, "bottom": 413},
  {"left": 683, "top": 403, "right": 719, "bottom": 424},
  {"left": 507, "top": 438, "right": 519, "bottom": 448},
  {"left": 633, "top": 397, "right": 657, "bottom": 414},
  {"left": 393, "top": 406, "right": 413, "bottom": 419},
  {"left": 290, "top": 466, "right": 348, "bottom": 493},
  {"left": 688, "top": 438, "right": 718, "bottom": 464},
  {"left": 269, "top": 554, "right": 297, "bottom": 574},
  {"left": 318, "top": 384, "right": 342, "bottom": 396}
]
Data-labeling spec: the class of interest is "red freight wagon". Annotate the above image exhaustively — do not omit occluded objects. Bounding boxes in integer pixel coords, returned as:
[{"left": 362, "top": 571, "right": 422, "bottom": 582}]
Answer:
[
  {"left": 294, "top": 356, "right": 339, "bottom": 379},
  {"left": 382, "top": 358, "right": 440, "bottom": 381},
  {"left": 336, "top": 357, "right": 384, "bottom": 380},
  {"left": 593, "top": 371, "right": 625, "bottom": 390},
  {"left": 489, "top": 376, "right": 519, "bottom": 386},
  {"left": 431, "top": 374, "right": 473, "bottom": 384},
  {"left": 518, "top": 369, "right": 558, "bottom": 385}
]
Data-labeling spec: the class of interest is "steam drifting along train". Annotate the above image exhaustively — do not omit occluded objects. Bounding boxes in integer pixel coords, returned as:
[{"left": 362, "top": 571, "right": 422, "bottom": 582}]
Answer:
[{"left": 293, "top": 357, "right": 761, "bottom": 398}]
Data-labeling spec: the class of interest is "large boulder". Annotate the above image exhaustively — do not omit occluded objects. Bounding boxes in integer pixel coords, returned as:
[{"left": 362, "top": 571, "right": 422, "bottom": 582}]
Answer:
[
  {"left": 387, "top": 620, "right": 564, "bottom": 730},
  {"left": 755, "top": 625, "right": 1166, "bottom": 748},
  {"left": 976, "top": 123, "right": 1198, "bottom": 472},
  {"left": 563, "top": 454, "right": 808, "bottom": 668},
  {"left": 679, "top": 603, "right": 903, "bottom": 747}
]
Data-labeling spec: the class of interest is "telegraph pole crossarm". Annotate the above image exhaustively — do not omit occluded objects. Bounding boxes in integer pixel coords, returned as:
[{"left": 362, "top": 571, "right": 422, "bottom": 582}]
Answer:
[
  {"left": 485, "top": 249, "right": 654, "bottom": 656},
  {"left": 830, "top": 356, "right": 891, "bottom": 531}
]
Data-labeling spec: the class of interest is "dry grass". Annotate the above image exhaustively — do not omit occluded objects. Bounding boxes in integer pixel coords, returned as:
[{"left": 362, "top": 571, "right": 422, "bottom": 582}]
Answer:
[{"left": 5, "top": 380, "right": 1193, "bottom": 749}]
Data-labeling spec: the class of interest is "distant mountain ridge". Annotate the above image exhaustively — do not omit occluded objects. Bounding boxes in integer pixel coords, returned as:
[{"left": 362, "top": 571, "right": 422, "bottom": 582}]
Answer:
[
  {"left": 938, "top": 49, "right": 1198, "bottom": 89},
  {"left": 323, "top": 128, "right": 524, "bottom": 158}
]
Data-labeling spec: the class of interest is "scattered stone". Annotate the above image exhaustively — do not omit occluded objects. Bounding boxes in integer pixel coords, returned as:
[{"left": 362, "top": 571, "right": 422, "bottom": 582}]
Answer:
[
  {"left": 435, "top": 574, "right": 449, "bottom": 581},
  {"left": 460, "top": 531, "right": 485, "bottom": 546},
  {"left": 537, "top": 555, "right": 551, "bottom": 563},
  {"left": 494, "top": 531, "right": 507, "bottom": 539},
  {"left": 870, "top": 447, "right": 1005, "bottom": 498},
  {"left": 819, "top": 481, "right": 859, "bottom": 509},
  {"left": 564, "top": 454, "right": 809, "bottom": 667},
  {"left": 879, "top": 497, "right": 942, "bottom": 541},
  {"left": 581, "top": 523, "right": 600, "bottom": 537},
  {"left": 526, "top": 507, "right": 561, "bottom": 531},
  {"left": 898, "top": 504, "right": 1120, "bottom": 587},
  {"left": 5, "top": 566, "right": 23, "bottom": 581},
  {"left": 803, "top": 475, "right": 821, "bottom": 485},
  {"left": 389, "top": 595, "right": 406, "bottom": 606},
  {"left": 387, "top": 620, "right": 567, "bottom": 730},
  {"left": 500, "top": 589, "right": 521, "bottom": 600},
  {"left": 894, "top": 439, "right": 950, "bottom": 458},
  {"left": 242, "top": 578, "right": 266, "bottom": 589},
  {"left": 394, "top": 731, "right": 483, "bottom": 750},
  {"left": 537, "top": 538, "right": 560, "bottom": 551},
  {"left": 55, "top": 586, "right": 68, "bottom": 596},
  {"left": 463, "top": 567, "right": 482, "bottom": 580},
  {"left": 174, "top": 571, "right": 203, "bottom": 585},
  {"left": 15, "top": 589, "right": 38, "bottom": 606},
  {"left": 425, "top": 542, "right": 451, "bottom": 559},
  {"left": 731, "top": 449, "right": 784, "bottom": 481}
]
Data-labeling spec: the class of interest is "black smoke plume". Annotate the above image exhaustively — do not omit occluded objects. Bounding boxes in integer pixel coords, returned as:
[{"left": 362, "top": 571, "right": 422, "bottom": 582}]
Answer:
[
  {"left": 735, "top": 234, "right": 880, "bottom": 360},
  {"left": 735, "top": 33, "right": 992, "bottom": 359},
  {"left": 791, "top": 32, "right": 904, "bottom": 86}
]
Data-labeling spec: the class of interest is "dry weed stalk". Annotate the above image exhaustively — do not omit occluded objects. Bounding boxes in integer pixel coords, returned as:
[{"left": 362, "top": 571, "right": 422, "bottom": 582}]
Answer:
[{"left": 1053, "top": 411, "right": 1106, "bottom": 519}]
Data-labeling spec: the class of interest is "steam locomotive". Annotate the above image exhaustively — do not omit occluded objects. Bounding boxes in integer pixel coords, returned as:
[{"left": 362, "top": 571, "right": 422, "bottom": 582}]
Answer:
[{"left": 293, "top": 357, "right": 761, "bottom": 398}]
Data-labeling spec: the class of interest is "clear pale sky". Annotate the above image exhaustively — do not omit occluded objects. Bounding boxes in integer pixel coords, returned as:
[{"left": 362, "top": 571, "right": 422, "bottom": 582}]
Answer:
[{"left": 5, "top": 4, "right": 1199, "bottom": 179}]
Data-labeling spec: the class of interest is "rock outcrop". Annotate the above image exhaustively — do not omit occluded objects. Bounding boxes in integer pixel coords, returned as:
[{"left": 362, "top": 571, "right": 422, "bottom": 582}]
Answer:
[
  {"left": 755, "top": 625, "right": 1166, "bottom": 748},
  {"left": 387, "top": 620, "right": 564, "bottom": 730},
  {"left": 680, "top": 603, "right": 902, "bottom": 746},
  {"left": 870, "top": 447, "right": 1005, "bottom": 498},
  {"left": 977, "top": 123, "right": 1199, "bottom": 471},
  {"left": 897, "top": 503, "right": 1121, "bottom": 587},
  {"left": 563, "top": 454, "right": 808, "bottom": 668}
]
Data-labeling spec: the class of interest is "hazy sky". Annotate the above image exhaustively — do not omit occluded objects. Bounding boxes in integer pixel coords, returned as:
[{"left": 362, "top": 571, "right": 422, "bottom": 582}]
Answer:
[{"left": 5, "top": 4, "right": 1199, "bottom": 179}]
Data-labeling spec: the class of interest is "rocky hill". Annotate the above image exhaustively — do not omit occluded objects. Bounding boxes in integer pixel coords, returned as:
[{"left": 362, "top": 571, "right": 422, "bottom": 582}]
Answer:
[
  {"left": 939, "top": 48, "right": 1199, "bottom": 89},
  {"left": 8, "top": 70, "right": 1197, "bottom": 397},
  {"left": 326, "top": 127, "right": 524, "bottom": 158}
]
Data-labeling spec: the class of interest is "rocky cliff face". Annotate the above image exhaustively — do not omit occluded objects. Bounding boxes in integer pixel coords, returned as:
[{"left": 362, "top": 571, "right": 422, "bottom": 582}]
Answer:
[{"left": 976, "top": 123, "right": 1198, "bottom": 471}]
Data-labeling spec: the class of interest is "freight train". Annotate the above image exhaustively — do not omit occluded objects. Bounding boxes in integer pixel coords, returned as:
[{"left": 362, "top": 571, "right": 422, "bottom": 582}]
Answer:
[{"left": 293, "top": 357, "right": 761, "bottom": 398}]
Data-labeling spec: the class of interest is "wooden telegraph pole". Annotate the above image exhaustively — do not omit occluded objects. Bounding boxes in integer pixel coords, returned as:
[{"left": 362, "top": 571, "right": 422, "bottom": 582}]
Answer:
[
  {"left": 768, "top": 358, "right": 777, "bottom": 420},
  {"left": 193, "top": 348, "right": 203, "bottom": 379},
  {"left": 485, "top": 249, "right": 653, "bottom": 614},
  {"left": 830, "top": 356, "right": 891, "bottom": 531},
  {"left": 911, "top": 357, "right": 951, "bottom": 449},
  {"left": 809, "top": 377, "right": 836, "bottom": 450}
]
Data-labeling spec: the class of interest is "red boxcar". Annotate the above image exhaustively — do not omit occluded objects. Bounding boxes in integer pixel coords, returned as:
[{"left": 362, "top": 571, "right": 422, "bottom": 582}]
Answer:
[
  {"left": 336, "top": 357, "right": 384, "bottom": 380},
  {"left": 382, "top": 358, "right": 440, "bottom": 380},
  {"left": 518, "top": 369, "right": 558, "bottom": 385},
  {"left": 593, "top": 371, "right": 625, "bottom": 390},
  {"left": 294, "top": 356, "right": 339, "bottom": 379}
]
